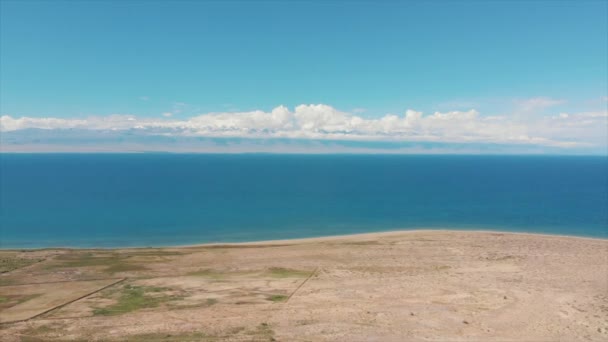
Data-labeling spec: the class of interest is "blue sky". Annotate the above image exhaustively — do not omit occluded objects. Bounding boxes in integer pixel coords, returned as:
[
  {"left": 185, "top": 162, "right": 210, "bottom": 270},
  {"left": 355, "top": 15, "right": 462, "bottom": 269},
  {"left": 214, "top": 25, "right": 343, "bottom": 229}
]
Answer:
[{"left": 1, "top": 1, "right": 607, "bottom": 153}]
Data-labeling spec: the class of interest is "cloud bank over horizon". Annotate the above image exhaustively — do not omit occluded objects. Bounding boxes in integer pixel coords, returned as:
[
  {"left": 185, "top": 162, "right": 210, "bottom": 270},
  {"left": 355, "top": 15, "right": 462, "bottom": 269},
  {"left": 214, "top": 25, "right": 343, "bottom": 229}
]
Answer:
[{"left": 1, "top": 103, "right": 607, "bottom": 154}]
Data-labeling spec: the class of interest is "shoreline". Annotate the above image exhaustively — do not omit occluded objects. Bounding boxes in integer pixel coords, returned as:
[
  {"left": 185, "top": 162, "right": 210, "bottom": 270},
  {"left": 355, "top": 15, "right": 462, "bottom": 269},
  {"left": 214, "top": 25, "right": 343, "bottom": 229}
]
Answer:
[
  {"left": 3, "top": 228, "right": 607, "bottom": 251},
  {"left": 180, "top": 229, "right": 608, "bottom": 248}
]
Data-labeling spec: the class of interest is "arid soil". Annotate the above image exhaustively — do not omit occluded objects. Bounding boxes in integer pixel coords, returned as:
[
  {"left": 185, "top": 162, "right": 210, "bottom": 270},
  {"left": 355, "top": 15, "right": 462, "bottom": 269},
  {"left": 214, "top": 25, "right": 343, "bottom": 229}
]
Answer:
[{"left": 0, "top": 230, "right": 607, "bottom": 341}]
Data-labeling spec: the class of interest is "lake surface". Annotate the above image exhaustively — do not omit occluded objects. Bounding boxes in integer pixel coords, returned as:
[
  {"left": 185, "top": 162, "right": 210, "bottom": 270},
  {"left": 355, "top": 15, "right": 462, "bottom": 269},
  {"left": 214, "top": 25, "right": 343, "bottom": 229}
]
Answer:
[{"left": 1, "top": 154, "right": 606, "bottom": 248}]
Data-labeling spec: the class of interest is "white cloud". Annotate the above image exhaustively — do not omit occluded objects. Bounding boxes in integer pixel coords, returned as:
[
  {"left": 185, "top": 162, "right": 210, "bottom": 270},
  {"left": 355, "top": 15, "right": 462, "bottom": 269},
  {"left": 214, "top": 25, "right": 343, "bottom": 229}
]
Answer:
[
  {"left": 162, "top": 112, "right": 173, "bottom": 117},
  {"left": 1, "top": 104, "right": 606, "bottom": 149}
]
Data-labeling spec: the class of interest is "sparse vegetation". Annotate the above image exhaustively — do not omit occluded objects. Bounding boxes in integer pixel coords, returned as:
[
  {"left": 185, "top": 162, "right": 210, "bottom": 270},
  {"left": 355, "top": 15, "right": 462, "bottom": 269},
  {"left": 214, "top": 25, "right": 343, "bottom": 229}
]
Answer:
[
  {"left": 22, "top": 324, "right": 55, "bottom": 336},
  {"left": 47, "top": 253, "right": 147, "bottom": 274},
  {"left": 110, "top": 332, "right": 213, "bottom": 342},
  {"left": 228, "top": 326, "right": 246, "bottom": 334},
  {"left": 0, "top": 293, "right": 41, "bottom": 310},
  {"left": 188, "top": 267, "right": 311, "bottom": 280},
  {"left": 19, "top": 323, "right": 71, "bottom": 342},
  {"left": 187, "top": 269, "right": 227, "bottom": 279},
  {"left": 116, "top": 250, "right": 184, "bottom": 257},
  {"left": 114, "top": 325, "right": 273, "bottom": 342},
  {"left": 0, "top": 277, "right": 16, "bottom": 286},
  {"left": 167, "top": 297, "right": 219, "bottom": 310},
  {"left": 482, "top": 254, "right": 521, "bottom": 262},
  {"left": 246, "top": 323, "right": 276, "bottom": 341},
  {"left": 266, "top": 267, "right": 310, "bottom": 278},
  {"left": 0, "top": 256, "right": 43, "bottom": 273},
  {"left": 18, "top": 293, "right": 41, "bottom": 304},
  {"left": 103, "top": 263, "right": 147, "bottom": 273},
  {"left": 93, "top": 284, "right": 179, "bottom": 316},
  {"left": 266, "top": 294, "right": 288, "bottom": 302}
]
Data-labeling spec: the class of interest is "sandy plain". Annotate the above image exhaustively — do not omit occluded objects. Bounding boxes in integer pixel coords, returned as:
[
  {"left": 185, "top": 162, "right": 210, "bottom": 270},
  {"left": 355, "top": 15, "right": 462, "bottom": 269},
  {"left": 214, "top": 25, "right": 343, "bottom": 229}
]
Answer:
[{"left": 0, "top": 230, "right": 607, "bottom": 341}]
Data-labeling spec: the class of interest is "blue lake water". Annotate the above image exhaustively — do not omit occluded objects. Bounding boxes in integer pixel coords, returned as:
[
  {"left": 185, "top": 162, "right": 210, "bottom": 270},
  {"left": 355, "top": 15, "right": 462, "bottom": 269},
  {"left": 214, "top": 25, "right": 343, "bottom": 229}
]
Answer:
[{"left": 1, "top": 154, "right": 606, "bottom": 248}]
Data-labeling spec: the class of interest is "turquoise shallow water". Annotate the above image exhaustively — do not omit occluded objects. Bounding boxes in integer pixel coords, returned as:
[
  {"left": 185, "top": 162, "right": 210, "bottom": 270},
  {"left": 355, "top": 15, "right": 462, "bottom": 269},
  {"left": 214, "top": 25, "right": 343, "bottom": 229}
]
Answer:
[{"left": 1, "top": 154, "right": 606, "bottom": 248}]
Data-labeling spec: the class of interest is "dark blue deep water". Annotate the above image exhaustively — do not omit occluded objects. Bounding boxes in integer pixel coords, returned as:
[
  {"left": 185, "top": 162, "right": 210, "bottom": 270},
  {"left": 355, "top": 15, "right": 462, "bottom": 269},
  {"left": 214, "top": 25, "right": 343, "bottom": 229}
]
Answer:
[{"left": 1, "top": 154, "right": 607, "bottom": 248}]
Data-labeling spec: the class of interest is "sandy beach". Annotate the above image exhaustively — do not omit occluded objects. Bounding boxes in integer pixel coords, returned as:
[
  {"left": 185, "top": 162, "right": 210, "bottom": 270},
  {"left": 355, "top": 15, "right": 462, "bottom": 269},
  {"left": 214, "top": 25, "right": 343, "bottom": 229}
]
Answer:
[{"left": 1, "top": 230, "right": 607, "bottom": 341}]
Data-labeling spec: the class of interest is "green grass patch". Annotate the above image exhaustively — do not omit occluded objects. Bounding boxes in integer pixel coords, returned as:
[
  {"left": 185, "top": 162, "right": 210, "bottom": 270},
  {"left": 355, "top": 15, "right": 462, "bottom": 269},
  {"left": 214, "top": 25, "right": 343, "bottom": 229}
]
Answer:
[
  {"left": 266, "top": 294, "right": 288, "bottom": 302},
  {"left": 266, "top": 267, "right": 310, "bottom": 278},
  {"left": 93, "top": 284, "right": 179, "bottom": 316}
]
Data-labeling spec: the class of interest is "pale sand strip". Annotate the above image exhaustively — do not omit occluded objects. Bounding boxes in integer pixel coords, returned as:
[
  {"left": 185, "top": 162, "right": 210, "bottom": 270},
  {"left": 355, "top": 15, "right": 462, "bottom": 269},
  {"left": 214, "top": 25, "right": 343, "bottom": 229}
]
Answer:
[{"left": 176, "top": 228, "right": 607, "bottom": 248}]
